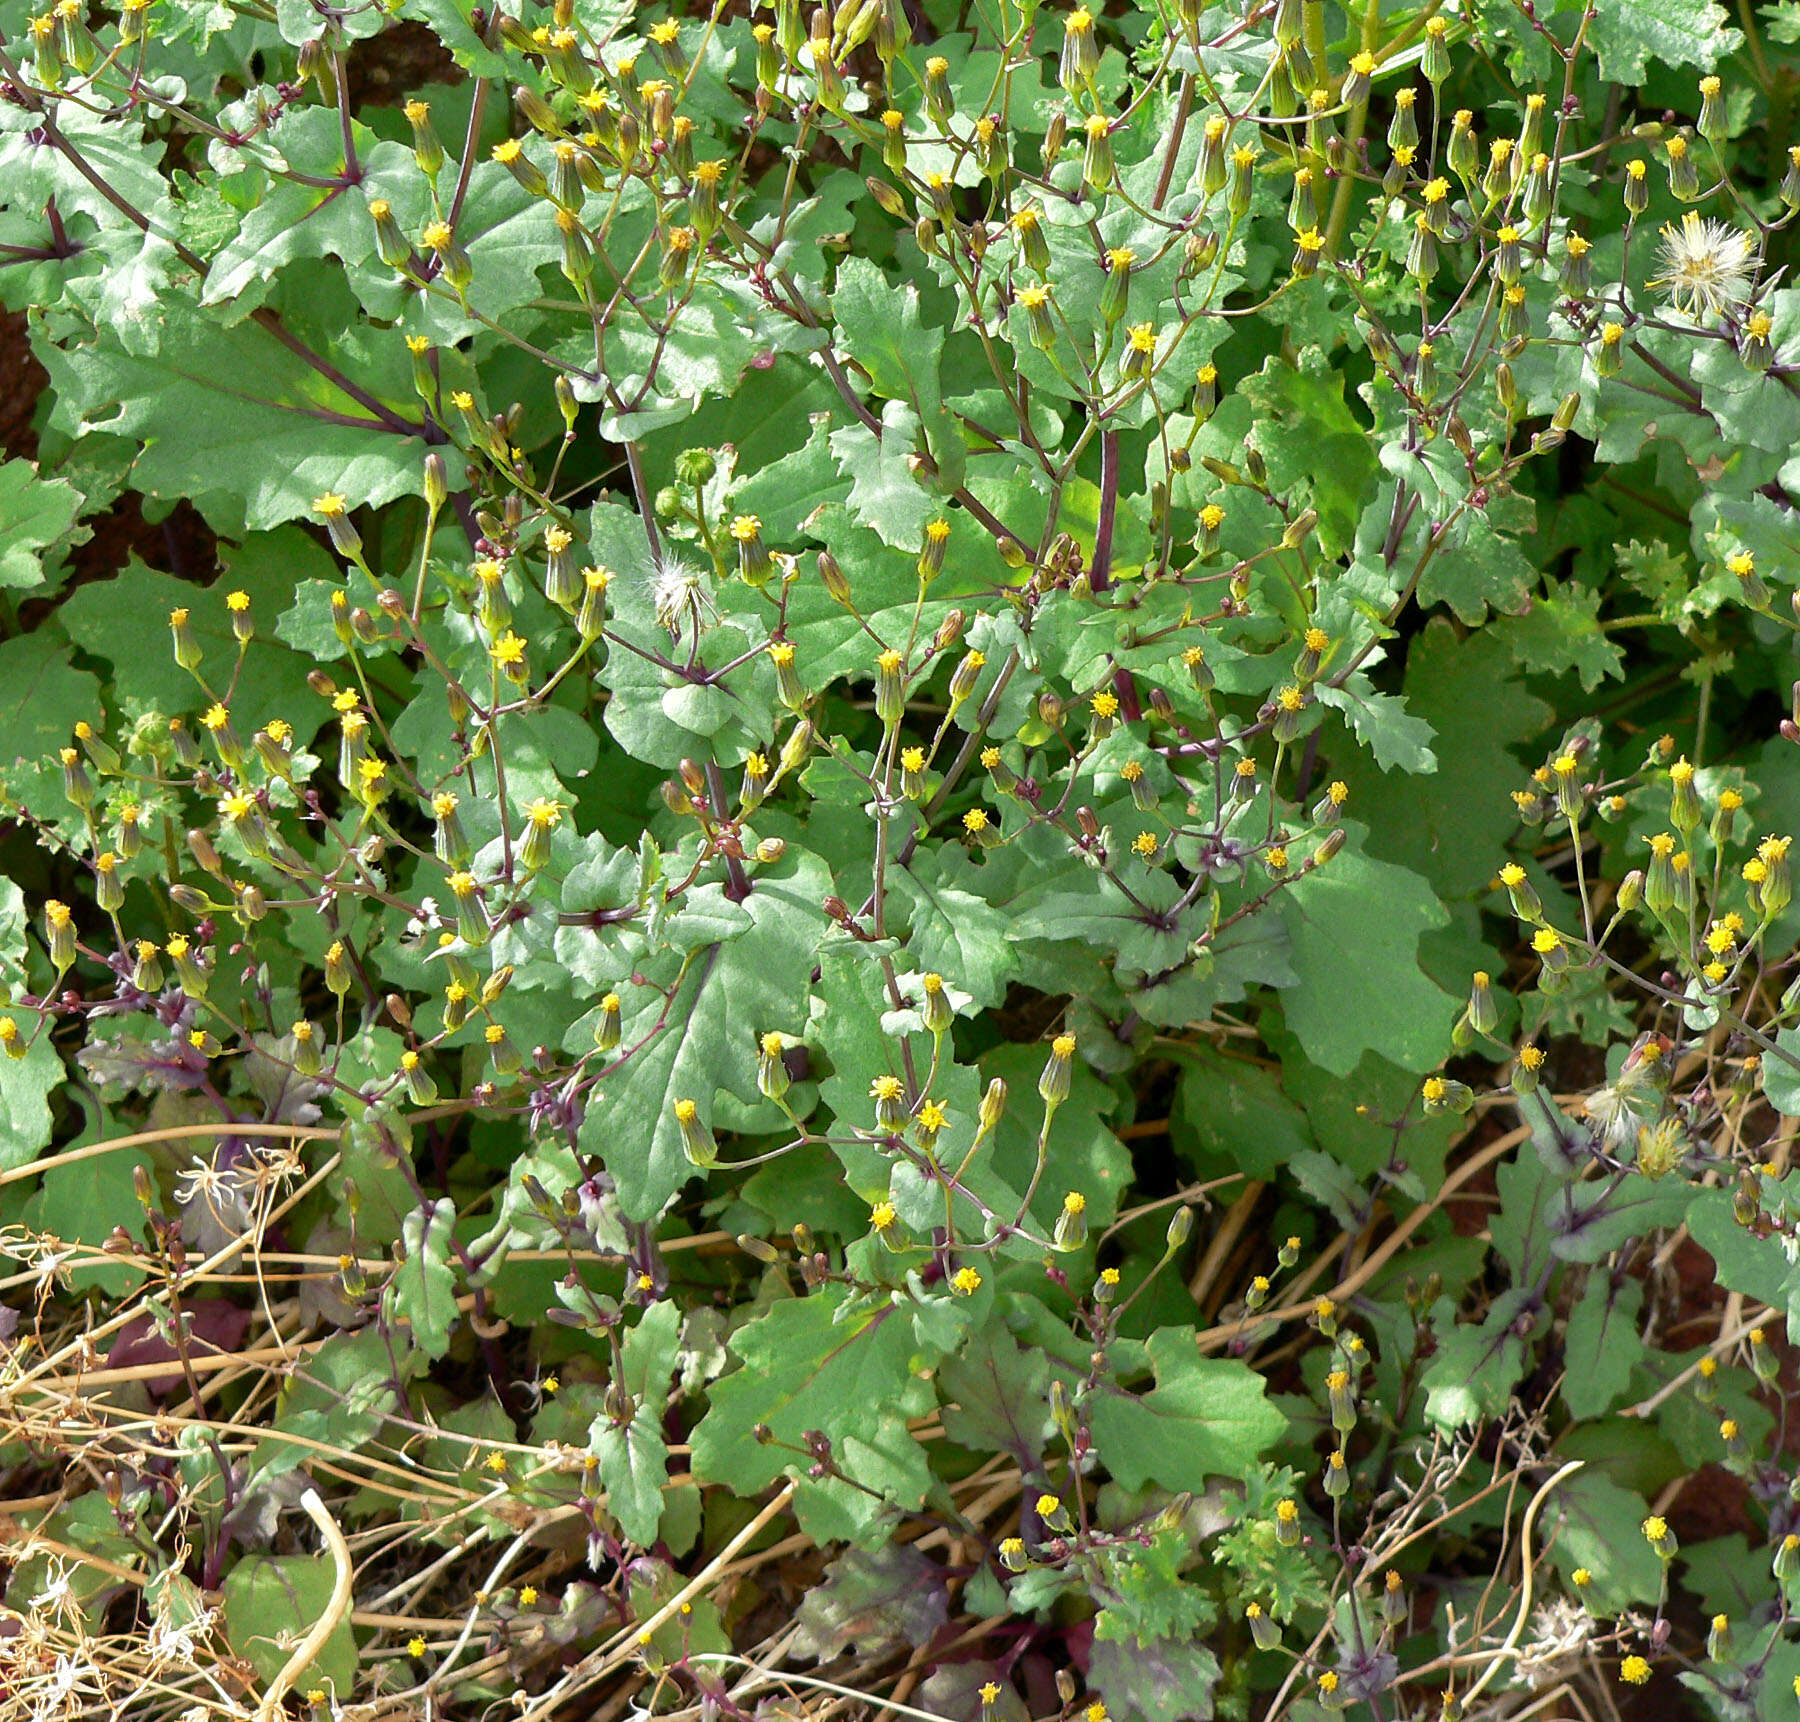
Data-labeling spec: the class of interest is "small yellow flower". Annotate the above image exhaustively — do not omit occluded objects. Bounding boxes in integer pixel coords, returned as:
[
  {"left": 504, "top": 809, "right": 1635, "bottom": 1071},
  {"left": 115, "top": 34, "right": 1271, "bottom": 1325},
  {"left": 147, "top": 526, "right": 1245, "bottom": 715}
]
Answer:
[
  {"left": 519, "top": 1586, "right": 539, "bottom": 1606},
  {"left": 952, "top": 1266, "right": 982, "bottom": 1295},
  {"left": 408, "top": 1636, "right": 427, "bottom": 1658},
  {"left": 1620, "top": 1655, "right": 1651, "bottom": 1686},
  {"left": 491, "top": 632, "right": 528, "bottom": 667}
]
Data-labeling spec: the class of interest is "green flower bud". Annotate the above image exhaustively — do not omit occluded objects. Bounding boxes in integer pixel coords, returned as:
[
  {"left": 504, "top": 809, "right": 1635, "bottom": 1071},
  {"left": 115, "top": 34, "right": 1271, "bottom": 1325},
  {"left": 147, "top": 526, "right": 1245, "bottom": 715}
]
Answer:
[
  {"left": 920, "top": 972, "right": 954, "bottom": 1036},
  {"left": 400, "top": 1050, "right": 439, "bottom": 1106},
  {"left": 756, "top": 1030, "right": 791, "bottom": 1101},
  {"left": 1227, "top": 143, "right": 1256, "bottom": 219},
  {"left": 593, "top": 991, "right": 623, "bottom": 1052},
  {"left": 447, "top": 870, "right": 490, "bottom": 946},
  {"left": 1623, "top": 158, "right": 1649, "bottom": 217},
  {"left": 1054, "top": 1190, "right": 1088, "bottom": 1250},
  {"left": 1038, "top": 1032, "right": 1075, "bottom": 1109},
  {"left": 1420, "top": 15, "right": 1451, "bottom": 81},
  {"left": 874, "top": 648, "right": 906, "bottom": 728},
  {"left": 924, "top": 54, "right": 954, "bottom": 127},
  {"left": 1082, "top": 113, "right": 1116, "bottom": 189},
  {"left": 406, "top": 97, "right": 445, "bottom": 178},
  {"left": 1246, "top": 1603, "right": 1281, "bottom": 1651},
  {"left": 1274, "top": 1498, "right": 1302, "bottom": 1547},
  {"left": 574, "top": 565, "right": 610, "bottom": 642},
  {"left": 1057, "top": 6, "right": 1097, "bottom": 94},
  {"left": 1666, "top": 132, "right": 1700, "bottom": 200},
  {"left": 291, "top": 1019, "right": 322, "bottom": 1076},
  {"left": 1446, "top": 109, "right": 1478, "bottom": 180},
  {"left": 1468, "top": 970, "right": 1498, "bottom": 1035}
]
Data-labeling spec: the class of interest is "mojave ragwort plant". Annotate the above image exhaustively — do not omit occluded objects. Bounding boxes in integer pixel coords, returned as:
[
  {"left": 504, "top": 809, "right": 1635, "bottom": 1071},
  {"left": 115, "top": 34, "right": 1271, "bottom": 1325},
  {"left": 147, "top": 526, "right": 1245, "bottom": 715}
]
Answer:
[{"left": 13, "top": 0, "right": 1800, "bottom": 1714}]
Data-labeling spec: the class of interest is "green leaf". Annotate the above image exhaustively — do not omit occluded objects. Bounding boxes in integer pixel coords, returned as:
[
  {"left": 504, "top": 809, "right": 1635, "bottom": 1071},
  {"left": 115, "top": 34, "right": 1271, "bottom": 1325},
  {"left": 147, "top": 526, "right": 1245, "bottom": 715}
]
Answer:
[
  {"left": 1688, "top": 1186, "right": 1800, "bottom": 1331},
  {"left": 1563, "top": 1276, "right": 1645, "bottom": 1421},
  {"left": 1495, "top": 579, "right": 1627, "bottom": 691},
  {"left": 1338, "top": 623, "right": 1553, "bottom": 900},
  {"left": 573, "top": 856, "right": 829, "bottom": 1220},
  {"left": 394, "top": 1198, "right": 458, "bottom": 1360},
  {"left": 1587, "top": 0, "right": 1743, "bottom": 81},
  {"left": 889, "top": 847, "right": 1021, "bottom": 1009},
  {"left": 831, "top": 409, "right": 939, "bottom": 548},
  {"left": 1240, "top": 353, "right": 1377, "bottom": 557},
  {"left": 588, "top": 1300, "right": 681, "bottom": 1545},
  {"left": 202, "top": 111, "right": 421, "bottom": 311},
  {"left": 1086, "top": 1329, "right": 1286, "bottom": 1490},
  {"left": 1541, "top": 1470, "right": 1666, "bottom": 1614},
  {"left": 593, "top": 1406, "right": 670, "bottom": 1547},
  {"left": 936, "top": 1327, "right": 1055, "bottom": 1468},
  {"left": 23, "top": 1102, "right": 148, "bottom": 1295},
  {"left": 258, "top": 1327, "right": 418, "bottom": 1482},
  {"left": 0, "top": 629, "right": 102, "bottom": 784},
  {"left": 1313, "top": 673, "right": 1437, "bottom": 775},
  {"left": 1277, "top": 828, "right": 1459, "bottom": 1075},
  {"left": 1172, "top": 1044, "right": 1314, "bottom": 1180},
  {"left": 830, "top": 255, "right": 946, "bottom": 425},
  {"left": 1421, "top": 1292, "right": 1533, "bottom": 1431},
  {"left": 690, "top": 1287, "right": 940, "bottom": 1500},
  {"left": 40, "top": 293, "right": 423, "bottom": 532},
  {"left": 0, "top": 459, "right": 82, "bottom": 590},
  {"left": 0, "top": 1033, "right": 65, "bottom": 1169},
  {"left": 1089, "top": 1635, "right": 1221, "bottom": 1722},
  {"left": 1417, "top": 512, "right": 1536, "bottom": 625},
  {"left": 791, "top": 1545, "right": 950, "bottom": 1659},
  {"left": 223, "top": 1553, "right": 358, "bottom": 1697},
  {"left": 1090, "top": 1529, "right": 1217, "bottom": 1645},
  {"left": 1765, "top": 1026, "right": 1800, "bottom": 1115}
]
